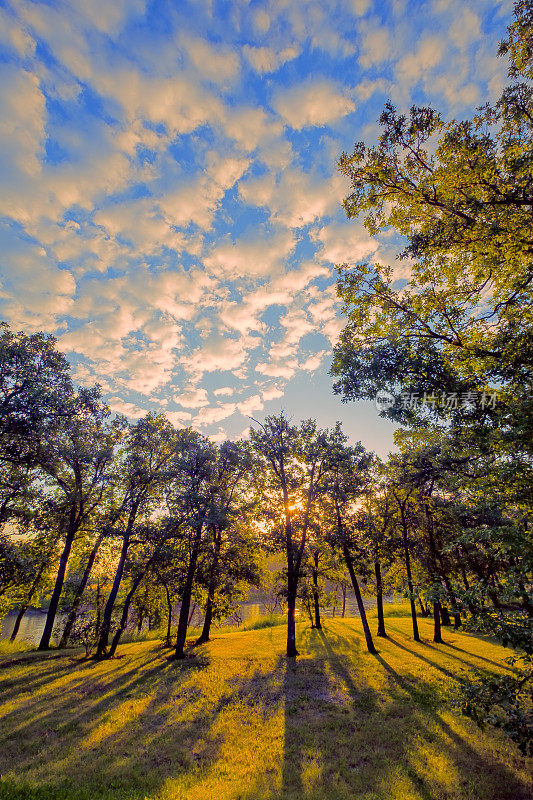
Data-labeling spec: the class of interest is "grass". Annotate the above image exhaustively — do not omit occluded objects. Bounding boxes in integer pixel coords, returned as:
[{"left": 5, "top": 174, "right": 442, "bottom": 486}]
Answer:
[{"left": 0, "top": 616, "right": 531, "bottom": 800}]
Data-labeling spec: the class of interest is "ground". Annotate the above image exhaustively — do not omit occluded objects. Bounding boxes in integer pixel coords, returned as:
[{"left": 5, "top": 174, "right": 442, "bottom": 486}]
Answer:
[{"left": 0, "top": 614, "right": 531, "bottom": 800}]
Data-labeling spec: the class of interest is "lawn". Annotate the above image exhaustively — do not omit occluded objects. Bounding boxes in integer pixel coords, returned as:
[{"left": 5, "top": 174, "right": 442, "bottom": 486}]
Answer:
[{"left": 0, "top": 615, "right": 531, "bottom": 800}]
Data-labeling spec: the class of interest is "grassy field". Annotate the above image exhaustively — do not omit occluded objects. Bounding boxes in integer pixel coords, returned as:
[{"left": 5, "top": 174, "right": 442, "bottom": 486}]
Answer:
[{"left": 0, "top": 614, "right": 531, "bottom": 800}]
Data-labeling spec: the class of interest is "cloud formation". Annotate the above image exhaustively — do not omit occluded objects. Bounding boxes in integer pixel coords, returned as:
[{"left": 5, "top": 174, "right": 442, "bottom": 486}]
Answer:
[{"left": 0, "top": 0, "right": 511, "bottom": 445}]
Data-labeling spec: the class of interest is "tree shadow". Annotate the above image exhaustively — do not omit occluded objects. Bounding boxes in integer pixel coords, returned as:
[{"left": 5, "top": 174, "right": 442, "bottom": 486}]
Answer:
[{"left": 0, "top": 626, "right": 531, "bottom": 800}]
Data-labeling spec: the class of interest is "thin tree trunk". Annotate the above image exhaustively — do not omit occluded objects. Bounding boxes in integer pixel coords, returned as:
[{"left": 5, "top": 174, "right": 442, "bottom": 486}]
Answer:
[
  {"left": 164, "top": 583, "right": 173, "bottom": 646},
  {"left": 344, "top": 546, "right": 376, "bottom": 654},
  {"left": 39, "top": 511, "right": 78, "bottom": 650},
  {"left": 434, "top": 537, "right": 461, "bottom": 628},
  {"left": 433, "top": 600, "right": 443, "bottom": 643},
  {"left": 10, "top": 605, "right": 28, "bottom": 642},
  {"left": 11, "top": 565, "right": 45, "bottom": 642},
  {"left": 196, "top": 594, "right": 213, "bottom": 645},
  {"left": 461, "top": 564, "right": 478, "bottom": 617},
  {"left": 108, "top": 574, "right": 144, "bottom": 657},
  {"left": 59, "top": 531, "right": 104, "bottom": 648},
  {"left": 418, "top": 598, "right": 429, "bottom": 617},
  {"left": 374, "top": 560, "right": 386, "bottom": 637},
  {"left": 174, "top": 527, "right": 202, "bottom": 659},
  {"left": 196, "top": 527, "right": 222, "bottom": 645},
  {"left": 399, "top": 503, "right": 420, "bottom": 642},
  {"left": 96, "top": 512, "right": 136, "bottom": 658},
  {"left": 312, "top": 550, "right": 321, "bottom": 630},
  {"left": 341, "top": 584, "right": 346, "bottom": 618}
]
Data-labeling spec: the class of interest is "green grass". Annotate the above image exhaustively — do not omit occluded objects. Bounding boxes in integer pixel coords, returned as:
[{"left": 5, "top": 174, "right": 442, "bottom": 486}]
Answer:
[
  {"left": 243, "top": 613, "right": 286, "bottom": 630},
  {"left": 0, "top": 616, "right": 531, "bottom": 800}
]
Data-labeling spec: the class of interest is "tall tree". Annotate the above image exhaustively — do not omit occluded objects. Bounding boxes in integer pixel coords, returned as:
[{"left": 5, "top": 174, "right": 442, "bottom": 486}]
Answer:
[
  {"left": 95, "top": 414, "right": 186, "bottom": 658},
  {"left": 321, "top": 435, "right": 377, "bottom": 653},
  {"left": 38, "top": 390, "right": 121, "bottom": 650},
  {"left": 251, "top": 415, "right": 338, "bottom": 657}
]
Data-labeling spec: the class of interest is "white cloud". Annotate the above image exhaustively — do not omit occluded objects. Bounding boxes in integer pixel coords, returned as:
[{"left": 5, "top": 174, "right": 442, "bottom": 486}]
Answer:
[
  {"left": 194, "top": 402, "right": 236, "bottom": 425},
  {"left": 174, "top": 387, "right": 209, "bottom": 408},
  {"left": 449, "top": 9, "right": 481, "bottom": 50},
  {"left": 180, "top": 34, "right": 240, "bottom": 86},
  {"left": 236, "top": 394, "right": 264, "bottom": 415},
  {"left": 204, "top": 228, "right": 296, "bottom": 280},
  {"left": 239, "top": 169, "right": 348, "bottom": 228},
  {"left": 396, "top": 36, "right": 446, "bottom": 85},
  {"left": 0, "top": 67, "right": 45, "bottom": 179},
  {"left": 181, "top": 334, "right": 250, "bottom": 378},
  {"left": 359, "top": 27, "right": 393, "bottom": 67},
  {"left": 159, "top": 153, "right": 250, "bottom": 230},
  {"left": 242, "top": 44, "right": 299, "bottom": 74},
  {"left": 108, "top": 397, "right": 147, "bottom": 419},
  {"left": 312, "top": 221, "right": 378, "bottom": 264},
  {"left": 272, "top": 80, "right": 355, "bottom": 129}
]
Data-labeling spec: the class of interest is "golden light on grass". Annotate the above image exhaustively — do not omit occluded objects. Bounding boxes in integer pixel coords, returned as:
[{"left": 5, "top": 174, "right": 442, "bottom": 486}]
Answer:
[{"left": 0, "top": 614, "right": 530, "bottom": 800}]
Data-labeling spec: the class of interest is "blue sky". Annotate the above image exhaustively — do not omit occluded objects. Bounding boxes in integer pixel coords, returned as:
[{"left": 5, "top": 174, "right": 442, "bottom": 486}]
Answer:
[{"left": 0, "top": 0, "right": 512, "bottom": 456}]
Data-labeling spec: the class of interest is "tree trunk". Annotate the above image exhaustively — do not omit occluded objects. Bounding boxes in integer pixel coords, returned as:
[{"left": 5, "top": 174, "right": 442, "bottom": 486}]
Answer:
[
  {"left": 96, "top": 520, "right": 134, "bottom": 658},
  {"left": 433, "top": 600, "right": 443, "bottom": 643},
  {"left": 196, "top": 527, "right": 222, "bottom": 645},
  {"left": 164, "top": 583, "right": 173, "bottom": 646},
  {"left": 399, "top": 504, "right": 420, "bottom": 643},
  {"left": 108, "top": 574, "right": 144, "bottom": 657},
  {"left": 39, "top": 511, "right": 78, "bottom": 650},
  {"left": 418, "top": 598, "right": 429, "bottom": 617},
  {"left": 435, "top": 541, "right": 461, "bottom": 628},
  {"left": 174, "top": 527, "right": 202, "bottom": 659},
  {"left": 196, "top": 594, "right": 213, "bottom": 645},
  {"left": 312, "top": 550, "right": 321, "bottom": 630},
  {"left": 374, "top": 560, "right": 386, "bottom": 637},
  {"left": 344, "top": 546, "right": 376, "bottom": 654},
  {"left": 10, "top": 605, "right": 28, "bottom": 642},
  {"left": 440, "top": 605, "right": 452, "bottom": 626},
  {"left": 59, "top": 531, "right": 104, "bottom": 648},
  {"left": 461, "top": 565, "right": 478, "bottom": 616},
  {"left": 341, "top": 584, "right": 346, "bottom": 618},
  {"left": 286, "top": 582, "right": 299, "bottom": 657}
]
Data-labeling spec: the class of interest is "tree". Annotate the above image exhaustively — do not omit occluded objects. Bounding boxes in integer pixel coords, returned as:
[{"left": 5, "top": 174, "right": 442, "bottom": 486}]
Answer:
[
  {"left": 37, "top": 390, "right": 121, "bottom": 650},
  {"left": 251, "top": 415, "right": 339, "bottom": 657},
  {"left": 331, "top": 2, "right": 533, "bottom": 466},
  {"left": 330, "top": 1, "right": 533, "bottom": 658},
  {"left": 168, "top": 432, "right": 218, "bottom": 660},
  {"left": 194, "top": 441, "right": 260, "bottom": 646},
  {"left": 321, "top": 435, "right": 377, "bottom": 653},
  {"left": 7, "top": 525, "right": 57, "bottom": 642},
  {"left": 0, "top": 322, "right": 73, "bottom": 471},
  {"left": 95, "top": 414, "right": 186, "bottom": 658}
]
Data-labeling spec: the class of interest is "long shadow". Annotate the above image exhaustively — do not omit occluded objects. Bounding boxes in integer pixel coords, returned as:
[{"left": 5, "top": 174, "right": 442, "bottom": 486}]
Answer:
[
  {"left": 1, "top": 626, "right": 531, "bottom": 800},
  {"left": 386, "top": 621, "right": 506, "bottom": 671},
  {"left": 434, "top": 640, "right": 505, "bottom": 669},
  {"left": 373, "top": 651, "right": 532, "bottom": 800},
  {"left": 279, "top": 626, "right": 418, "bottom": 799},
  {"left": 385, "top": 635, "right": 460, "bottom": 681},
  {"left": 0, "top": 648, "right": 224, "bottom": 799},
  {"left": 280, "top": 622, "right": 532, "bottom": 800}
]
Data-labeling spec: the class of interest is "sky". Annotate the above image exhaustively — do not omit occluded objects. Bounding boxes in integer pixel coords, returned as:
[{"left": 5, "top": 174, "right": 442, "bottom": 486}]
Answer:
[{"left": 0, "top": 0, "right": 513, "bottom": 456}]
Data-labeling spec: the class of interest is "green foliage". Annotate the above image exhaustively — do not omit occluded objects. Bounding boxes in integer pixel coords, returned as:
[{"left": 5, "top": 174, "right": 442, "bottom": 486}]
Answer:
[{"left": 455, "top": 655, "right": 533, "bottom": 756}]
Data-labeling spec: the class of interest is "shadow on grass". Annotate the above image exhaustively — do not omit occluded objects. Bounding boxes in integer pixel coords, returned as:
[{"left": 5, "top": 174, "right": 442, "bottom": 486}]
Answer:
[
  {"left": 0, "top": 624, "right": 531, "bottom": 800},
  {"left": 275, "top": 624, "right": 532, "bottom": 800}
]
